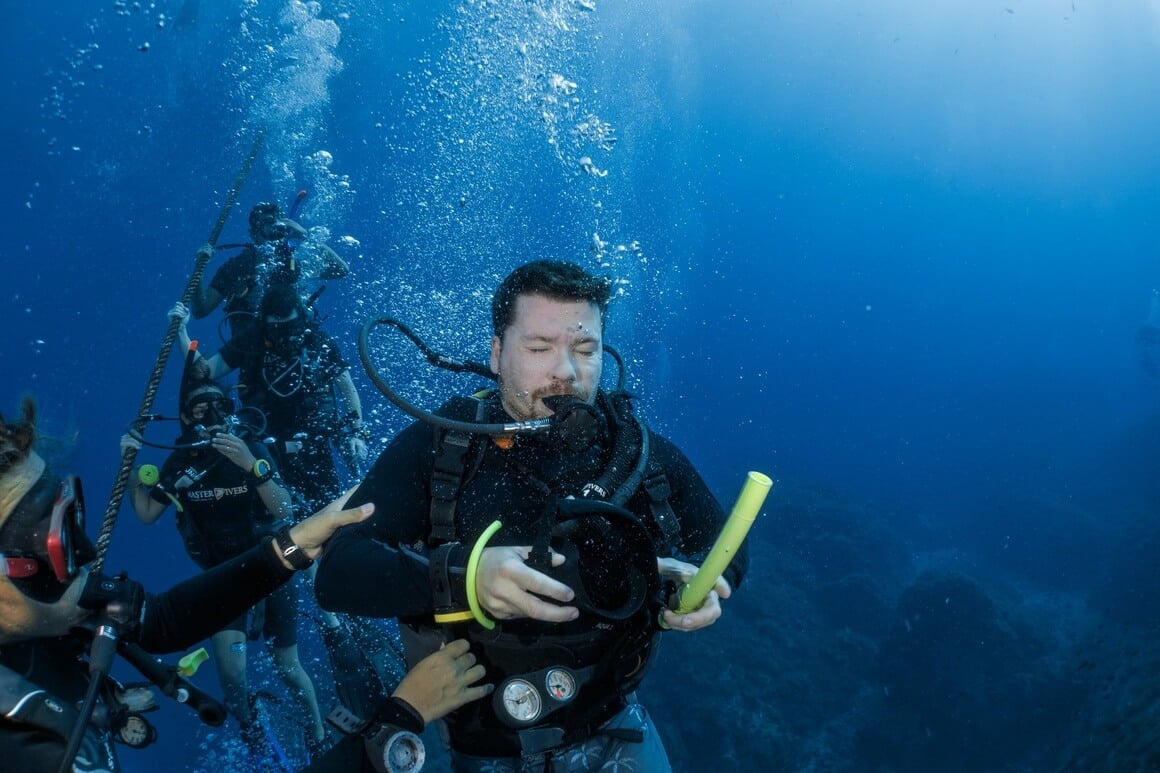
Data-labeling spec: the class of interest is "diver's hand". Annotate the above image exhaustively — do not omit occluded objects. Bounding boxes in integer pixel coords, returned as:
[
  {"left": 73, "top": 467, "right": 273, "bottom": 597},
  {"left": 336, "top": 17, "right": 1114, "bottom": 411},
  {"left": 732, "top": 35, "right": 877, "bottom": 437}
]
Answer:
[
  {"left": 0, "top": 569, "right": 91, "bottom": 643},
  {"left": 285, "top": 488, "right": 374, "bottom": 562},
  {"left": 119, "top": 432, "right": 142, "bottom": 457},
  {"left": 345, "top": 436, "right": 368, "bottom": 462},
  {"left": 168, "top": 302, "right": 190, "bottom": 326},
  {"left": 477, "top": 546, "right": 578, "bottom": 623},
  {"left": 657, "top": 556, "right": 732, "bottom": 632},
  {"left": 211, "top": 433, "right": 256, "bottom": 471},
  {"left": 392, "top": 638, "right": 492, "bottom": 725},
  {"left": 195, "top": 243, "right": 213, "bottom": 262}
]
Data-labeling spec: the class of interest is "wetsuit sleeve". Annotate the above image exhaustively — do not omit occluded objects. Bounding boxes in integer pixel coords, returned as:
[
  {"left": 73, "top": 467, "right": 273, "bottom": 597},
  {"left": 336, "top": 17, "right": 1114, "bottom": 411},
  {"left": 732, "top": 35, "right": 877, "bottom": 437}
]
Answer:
[
  {"left": 208, "top": 251, "right": 251, "bottom": 300},
  {"left": 136, "top": 538, "right": 293, "bottom": 653},
  {"left": 314, "top": 421, "right": 442, "bottom": 619},
  {"left": 651, "top": 434, "right": 749, "bottom": 592}
]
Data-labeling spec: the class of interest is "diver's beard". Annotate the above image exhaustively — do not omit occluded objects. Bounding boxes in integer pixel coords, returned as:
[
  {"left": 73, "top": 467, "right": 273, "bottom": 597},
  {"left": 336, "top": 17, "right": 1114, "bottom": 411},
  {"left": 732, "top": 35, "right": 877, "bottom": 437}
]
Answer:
[{"left": 501, "top": 383, "right": 590, "bottom": 422}]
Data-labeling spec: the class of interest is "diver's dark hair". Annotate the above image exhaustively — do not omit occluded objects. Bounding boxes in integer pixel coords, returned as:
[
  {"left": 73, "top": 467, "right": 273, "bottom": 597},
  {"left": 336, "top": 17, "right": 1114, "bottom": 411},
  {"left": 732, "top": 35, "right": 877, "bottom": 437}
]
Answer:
[
  {"left": 0, "top": 397, "right": 37, "bottom": 475},
  {"left": 261, "top": 283, "right": 304, "bottom": 321},
  {"left": 249, "top": 201, "right": 280, "bottom": 229},
  {"left": 179, "top": 378, "right": 226, "bottom": 415},
  {"left": 491, "top": 260, "right": 612, "bottom": 339}
]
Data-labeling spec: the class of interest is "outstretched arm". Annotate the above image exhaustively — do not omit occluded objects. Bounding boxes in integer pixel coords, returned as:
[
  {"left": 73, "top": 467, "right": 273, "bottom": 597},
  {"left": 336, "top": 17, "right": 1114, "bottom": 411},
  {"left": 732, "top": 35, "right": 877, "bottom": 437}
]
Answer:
[{"left": 312, "top": 241, "right": 349, "bottom": 279}]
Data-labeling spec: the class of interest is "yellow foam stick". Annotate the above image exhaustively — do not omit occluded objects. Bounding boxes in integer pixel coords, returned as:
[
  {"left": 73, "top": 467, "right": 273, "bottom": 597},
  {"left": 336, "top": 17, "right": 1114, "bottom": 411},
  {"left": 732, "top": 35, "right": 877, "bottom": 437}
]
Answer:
[{"left": 673, "top": 471, "right": 772, "bottom": 616}]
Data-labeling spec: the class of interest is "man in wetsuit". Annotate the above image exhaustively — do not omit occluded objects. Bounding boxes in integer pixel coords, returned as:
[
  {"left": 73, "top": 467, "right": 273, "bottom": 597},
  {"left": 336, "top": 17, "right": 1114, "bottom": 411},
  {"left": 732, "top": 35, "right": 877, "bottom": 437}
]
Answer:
[
  {"left": 315, "top": 260, "right": 747, "bottom": 771},
  {"left": 183, "top": 286, "right": 369, "bottom": 515}
]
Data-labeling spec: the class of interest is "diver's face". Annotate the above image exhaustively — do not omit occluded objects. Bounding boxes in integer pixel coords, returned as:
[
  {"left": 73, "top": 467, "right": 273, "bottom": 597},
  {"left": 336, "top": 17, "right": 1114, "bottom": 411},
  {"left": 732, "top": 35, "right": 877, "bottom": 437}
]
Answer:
[
  {"left": 182, "top": 387, "right": 231, "bottom": 432},
  {"left": 490, "top": 294, "right": 602, "bottom": 422},
  {"left": 250, "top": 208, "right": 284, "bottom": 243}
]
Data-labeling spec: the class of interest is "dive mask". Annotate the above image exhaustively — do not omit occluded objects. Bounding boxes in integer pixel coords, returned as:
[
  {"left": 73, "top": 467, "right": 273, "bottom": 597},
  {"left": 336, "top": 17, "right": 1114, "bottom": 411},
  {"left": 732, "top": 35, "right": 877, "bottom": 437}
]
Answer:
[
  {"left": 0, "top": 472, "right": 96, "bottom": 602},
  {"left": 185, "top": 393, "right": 234, "bottom": 428}
]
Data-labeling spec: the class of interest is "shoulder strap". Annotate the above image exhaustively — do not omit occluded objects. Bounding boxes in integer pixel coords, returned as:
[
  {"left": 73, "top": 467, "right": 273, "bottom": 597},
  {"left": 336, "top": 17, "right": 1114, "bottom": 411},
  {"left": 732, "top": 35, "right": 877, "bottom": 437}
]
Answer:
[
  {"left": 427, "top": 396, "right": 488, "bottom": 545},
  {"left": 641, "top": 450, "right": 681, "bottom": 551}
]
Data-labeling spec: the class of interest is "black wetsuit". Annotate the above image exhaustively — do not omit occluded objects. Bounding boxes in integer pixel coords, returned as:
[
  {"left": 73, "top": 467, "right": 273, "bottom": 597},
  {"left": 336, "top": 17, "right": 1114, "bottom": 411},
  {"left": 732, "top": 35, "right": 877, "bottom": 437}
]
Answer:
[
  {"left": 209, "top": 242, "right": 298, "bottom": 337},
  {"left": 0, "top": 542, "right": 294, "bottom": 772},
  {"left": 316, "top": 393, "right": 747, "bottom": 759},
  {"left": 220, "top": 329, "right": 350, "bottom": 515},
  {"left": 153, "top": 440, "right": 298, "bottom": 646}
]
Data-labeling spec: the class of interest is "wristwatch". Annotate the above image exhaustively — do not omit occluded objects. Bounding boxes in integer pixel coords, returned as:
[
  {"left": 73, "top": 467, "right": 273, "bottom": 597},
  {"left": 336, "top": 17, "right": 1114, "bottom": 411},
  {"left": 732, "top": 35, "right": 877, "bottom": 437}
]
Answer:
[
  {"left": 273, "top": 524, "right": 313, "bottom": 570},
  {"left": 252, "top": 458, "right": 274, "bottom": 484}
]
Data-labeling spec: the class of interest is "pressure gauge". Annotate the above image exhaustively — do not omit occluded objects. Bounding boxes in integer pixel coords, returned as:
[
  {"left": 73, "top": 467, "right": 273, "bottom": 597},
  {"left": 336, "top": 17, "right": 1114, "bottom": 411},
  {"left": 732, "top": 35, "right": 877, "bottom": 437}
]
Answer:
[
  {"left": 365, "top": 727, "right": 425, "bottom": 773},
  {"left": 500, "top": 678, "right": 542, "bottom": 723},
  {"left": 545, "top": 668, "right": 577, "bottom": 702}
]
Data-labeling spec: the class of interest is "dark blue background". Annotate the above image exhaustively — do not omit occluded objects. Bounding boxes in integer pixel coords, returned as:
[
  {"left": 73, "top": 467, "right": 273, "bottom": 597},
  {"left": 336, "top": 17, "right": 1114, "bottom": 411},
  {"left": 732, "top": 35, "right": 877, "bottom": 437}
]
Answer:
[{"left": 4, "top": 1, "right": 1159, "bottom": 770}]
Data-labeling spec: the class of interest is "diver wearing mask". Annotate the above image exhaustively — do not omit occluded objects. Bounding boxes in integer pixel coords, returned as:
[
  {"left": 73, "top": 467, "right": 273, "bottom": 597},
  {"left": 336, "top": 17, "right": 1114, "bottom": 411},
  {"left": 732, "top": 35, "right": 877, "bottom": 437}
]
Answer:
[
  {"left": 121, "top": 370, "right": 337, "bottom": 755},
  {"left": 0, "top": 395, "right": 375, "bottom": 772},
  {"left": 188, "top": 284, "right": 369, "bottom": 515},
  {"left": 190, "top": 201, "right": 351, "bottom": 340}
]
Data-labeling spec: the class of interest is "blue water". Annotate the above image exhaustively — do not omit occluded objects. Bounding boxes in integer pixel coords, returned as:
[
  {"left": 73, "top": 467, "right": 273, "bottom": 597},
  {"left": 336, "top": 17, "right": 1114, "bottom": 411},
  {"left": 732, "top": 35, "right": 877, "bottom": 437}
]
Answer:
[{"left": 4, "top": 1, "right": 1160, "bottom": 770}]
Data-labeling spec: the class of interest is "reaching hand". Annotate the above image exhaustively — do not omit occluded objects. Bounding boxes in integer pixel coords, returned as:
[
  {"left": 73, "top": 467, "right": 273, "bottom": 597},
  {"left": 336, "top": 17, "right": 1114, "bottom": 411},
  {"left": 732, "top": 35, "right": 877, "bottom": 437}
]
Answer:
[
  {"left": 288, "top": 488, "right": 374, "bottom": 561},
  {"left": 476, "top": 546, "right": 578, "bottom": 623},
  {"left": 346, "top": 436, "right": 368, "bottom": 462},
  {"left": 392, "top": 639, "right": 491, "bottom": 725}
]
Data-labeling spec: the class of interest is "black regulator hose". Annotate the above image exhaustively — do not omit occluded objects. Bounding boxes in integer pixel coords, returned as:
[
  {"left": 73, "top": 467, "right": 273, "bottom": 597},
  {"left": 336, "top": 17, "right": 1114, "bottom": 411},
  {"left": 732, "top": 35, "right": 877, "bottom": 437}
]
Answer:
[
  {"left": 359, "top": 317, "right": 555, "bottom": 437},
  {"left": 125, "top": 405, "right": 268, "bottom": 452},
  {"left": 358, "top": 316, "right": 647, "bottom": 501}
]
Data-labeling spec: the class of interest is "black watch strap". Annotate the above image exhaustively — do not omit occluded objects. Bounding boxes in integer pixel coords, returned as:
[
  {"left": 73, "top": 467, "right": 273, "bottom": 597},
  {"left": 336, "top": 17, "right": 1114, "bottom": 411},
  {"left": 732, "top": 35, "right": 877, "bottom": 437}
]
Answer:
[{"left": 273, "top": 525, "right": 313, "bottom": 570}]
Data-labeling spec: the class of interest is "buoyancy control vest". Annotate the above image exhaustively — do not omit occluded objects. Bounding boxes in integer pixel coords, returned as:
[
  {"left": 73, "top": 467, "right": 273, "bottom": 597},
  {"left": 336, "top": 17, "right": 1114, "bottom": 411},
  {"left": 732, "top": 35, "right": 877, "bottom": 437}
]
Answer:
[{"left": 408, "top": 390, "right": 683, "bottom": 757}]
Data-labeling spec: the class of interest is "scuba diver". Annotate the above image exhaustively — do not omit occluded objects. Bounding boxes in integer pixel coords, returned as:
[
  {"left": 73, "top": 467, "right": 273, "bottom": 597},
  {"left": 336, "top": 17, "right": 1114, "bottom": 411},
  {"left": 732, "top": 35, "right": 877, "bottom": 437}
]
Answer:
[
  {"left": 120, "top": 350, "right": 330, "bottom": 758},
  {"left": 184, "top": 285, "right": 369, "bottom": 513},
  {"left": 190, "top": 200, "right": 350, "bottom": 339},
  {"left": 0, "top": 394, "right": 376, "bottom": 772},
  {"left": 166, "top": 301, "right": 397, "bottom": 743},
  {"left": 314, "top": 260, "right": 748, "bottom": 771}
]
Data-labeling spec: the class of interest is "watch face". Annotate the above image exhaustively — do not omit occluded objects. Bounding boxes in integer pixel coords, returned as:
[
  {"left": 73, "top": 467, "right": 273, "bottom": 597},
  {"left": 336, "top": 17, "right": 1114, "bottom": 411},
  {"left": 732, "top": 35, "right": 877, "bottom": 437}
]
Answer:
[
  {"left": 382, "top": 730, "right": 425, "bottom": 772},
  {"left": 120, "top": 715, "right": 152, "bottom": 747}
]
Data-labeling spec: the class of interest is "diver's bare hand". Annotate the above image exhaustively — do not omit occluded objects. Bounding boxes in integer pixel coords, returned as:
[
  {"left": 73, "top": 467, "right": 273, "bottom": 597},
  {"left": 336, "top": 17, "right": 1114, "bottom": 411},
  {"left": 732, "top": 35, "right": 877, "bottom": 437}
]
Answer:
[
  {"left": 168, "top": 302, "right": 190, "bottom": 325},
  {"left": 119, "top": 432, "right": 142, "bottom": 457},
  {"left": 477, "top": 546, "right": 578, "bottom": 623},
  {"left": 392, "top": 638, "right": 491, "bottom": 725},
  {"left": 657, "top": 556, "right": 732, "bottom": 632},
  {"left": 284, "top": 488, "right": 374, "bottom": 563},
  {"left": 211, "top": 433, "right": 255, "bottom": 471}
]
